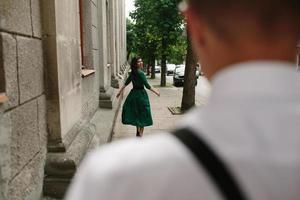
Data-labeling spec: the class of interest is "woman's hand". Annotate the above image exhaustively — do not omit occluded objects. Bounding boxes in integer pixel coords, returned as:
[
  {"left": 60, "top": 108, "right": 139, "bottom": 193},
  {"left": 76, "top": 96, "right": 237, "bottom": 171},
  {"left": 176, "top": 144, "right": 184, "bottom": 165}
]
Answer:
[
  {"left": 116, "top": 92, "right": 121, "bottom": 98},
  {"left": 150, "top": 87, "right": 160, "bottom": 97},
  {"left": 116, "top": 86, "right": 125, "bottom": 98},
  {"left": 156, "top": 90, "right": 160, "bottom": 97}
]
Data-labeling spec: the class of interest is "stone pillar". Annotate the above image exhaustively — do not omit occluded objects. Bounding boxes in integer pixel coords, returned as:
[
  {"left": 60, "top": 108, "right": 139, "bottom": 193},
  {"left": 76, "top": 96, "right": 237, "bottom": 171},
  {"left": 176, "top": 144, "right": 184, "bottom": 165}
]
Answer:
[
  {"left": 42, "top": 0, "right": 82, "bottom": 150},
  {"left": 42, "top": 0, "right": 79, "bottom": 197},
  {"left": 41, "top": 0, "right": 64, "bottom": 150},
  {"left": 115, "top": 0, "right": 120, "bottom": 76},
  {"left": 98, "top": 0, "right": 116, "bottom": 108},
  {"left": 109, "top": 0, "right": 119, "bottom": 89},
  {"left": 122, "top": 0, "right": 127, "bottom": 68}
]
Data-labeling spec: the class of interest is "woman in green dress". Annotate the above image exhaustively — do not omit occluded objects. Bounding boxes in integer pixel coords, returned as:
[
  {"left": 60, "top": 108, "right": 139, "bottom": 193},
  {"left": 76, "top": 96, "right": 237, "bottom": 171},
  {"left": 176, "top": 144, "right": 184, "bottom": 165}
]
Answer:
[{"left": 116, "top": 57, "right": 160, "bottom": 137}]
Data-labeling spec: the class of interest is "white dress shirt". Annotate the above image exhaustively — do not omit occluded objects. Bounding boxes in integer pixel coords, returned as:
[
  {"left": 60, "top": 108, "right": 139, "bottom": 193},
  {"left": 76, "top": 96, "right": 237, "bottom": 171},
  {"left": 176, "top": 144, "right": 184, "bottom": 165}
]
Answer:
[{"left": 65, "top": 61, "right": 300, "bottom": 200}]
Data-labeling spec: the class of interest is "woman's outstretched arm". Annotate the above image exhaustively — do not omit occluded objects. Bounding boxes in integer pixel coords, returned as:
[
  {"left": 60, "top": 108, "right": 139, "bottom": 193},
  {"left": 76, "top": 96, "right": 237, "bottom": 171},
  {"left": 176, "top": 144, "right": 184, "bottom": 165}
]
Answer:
[
  {"left": 116, "top": 85, "right": 126, "bottom": 98},
  {"left": 150, "top": 87, "right": 160, "bottom": 97},
  {"left": 139, "top": 71, "right": 160, "bottom": 97},
  {"left": 116, "top": 73, "right": 132, "bottom": 98},
  {"left": 117, "top": 85, "right": 126, "bottom": 98}
]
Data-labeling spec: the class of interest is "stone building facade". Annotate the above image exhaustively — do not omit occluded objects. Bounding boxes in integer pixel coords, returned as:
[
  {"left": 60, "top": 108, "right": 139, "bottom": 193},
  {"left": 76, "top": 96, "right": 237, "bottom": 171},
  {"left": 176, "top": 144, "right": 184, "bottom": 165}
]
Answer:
[{"left": 0, "top": 0, "right": 126, "bottom": 199}]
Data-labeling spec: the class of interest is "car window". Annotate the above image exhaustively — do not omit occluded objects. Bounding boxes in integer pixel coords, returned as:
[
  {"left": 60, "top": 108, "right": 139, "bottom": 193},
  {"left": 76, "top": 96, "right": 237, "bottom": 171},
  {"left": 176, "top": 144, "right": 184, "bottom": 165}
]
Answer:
[
  {"left": 175, "top": 67, "right": 185, "bottom": 73},
  {"left": 167, "top": 64, "right": 176, "bottom": 70}
]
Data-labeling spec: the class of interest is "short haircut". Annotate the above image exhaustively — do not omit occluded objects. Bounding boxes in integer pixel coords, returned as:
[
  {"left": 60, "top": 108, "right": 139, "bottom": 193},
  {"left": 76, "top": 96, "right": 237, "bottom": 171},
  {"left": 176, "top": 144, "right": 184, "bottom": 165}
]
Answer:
[{"left": 188, "top": 0, "right": 300, "bottom": 40}]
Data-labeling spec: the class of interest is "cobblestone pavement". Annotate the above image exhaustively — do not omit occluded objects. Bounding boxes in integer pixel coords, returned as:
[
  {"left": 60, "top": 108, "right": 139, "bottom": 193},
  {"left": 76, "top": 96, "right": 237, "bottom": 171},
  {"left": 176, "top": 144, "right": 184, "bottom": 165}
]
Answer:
[{"left": 112, "top": 74, "right": 211, "bottom": 141}]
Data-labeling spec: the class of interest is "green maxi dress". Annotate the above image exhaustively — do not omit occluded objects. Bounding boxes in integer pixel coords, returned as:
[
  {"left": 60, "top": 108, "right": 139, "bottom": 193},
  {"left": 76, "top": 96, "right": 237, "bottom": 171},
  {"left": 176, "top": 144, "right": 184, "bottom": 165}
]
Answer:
[{"left": 122, "top": 70, "right": 153, "bottom": 127}]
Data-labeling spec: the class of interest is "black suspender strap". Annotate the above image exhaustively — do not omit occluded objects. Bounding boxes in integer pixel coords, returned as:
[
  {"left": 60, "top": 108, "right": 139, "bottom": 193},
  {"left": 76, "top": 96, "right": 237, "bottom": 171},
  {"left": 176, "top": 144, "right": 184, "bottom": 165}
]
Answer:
[{"left": 172, "top": 128, "right": 248, "bottom": 200}]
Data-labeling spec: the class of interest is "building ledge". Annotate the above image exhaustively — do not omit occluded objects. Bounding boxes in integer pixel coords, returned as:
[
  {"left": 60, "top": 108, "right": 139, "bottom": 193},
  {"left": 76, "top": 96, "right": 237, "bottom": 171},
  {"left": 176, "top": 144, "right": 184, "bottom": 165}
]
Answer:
[
  {"left": 0, "top": 93, "right": 8, "bottom": 104},
  {"left": 81, "top": 69, "right": 95, "bottom": 78}
]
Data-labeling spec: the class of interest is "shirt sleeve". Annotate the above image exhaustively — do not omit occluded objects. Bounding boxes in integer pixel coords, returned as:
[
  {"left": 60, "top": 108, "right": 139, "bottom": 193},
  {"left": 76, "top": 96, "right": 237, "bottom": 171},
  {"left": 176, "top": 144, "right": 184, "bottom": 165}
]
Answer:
[
  {"left": 125, "top": 73, "right": 132, "bottom": 86},
  {"left": 64, "top": 151, "right": 119, "bottom": 200},
  {"left": 139, "top": 71, "right": 151, "bottom": 89}
]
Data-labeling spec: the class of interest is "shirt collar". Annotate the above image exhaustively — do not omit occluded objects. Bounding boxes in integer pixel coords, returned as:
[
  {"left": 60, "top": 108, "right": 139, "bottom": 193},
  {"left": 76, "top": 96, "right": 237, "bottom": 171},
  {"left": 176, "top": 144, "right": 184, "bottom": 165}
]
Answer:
[{"left": 209, "top": 61, "right": 300, "bottom": 104}]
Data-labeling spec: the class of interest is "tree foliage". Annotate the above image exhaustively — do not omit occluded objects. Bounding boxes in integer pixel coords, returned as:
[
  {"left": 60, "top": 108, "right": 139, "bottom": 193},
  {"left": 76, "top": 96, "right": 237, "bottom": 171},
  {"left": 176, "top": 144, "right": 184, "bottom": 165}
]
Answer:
[
  {"left": 126, "top": 18, "right": 136, "bottom": 60},
  {"left": 167, "top": 33, "right": 187, "bottom": 65},
  {"left": 129, "top": 0, "right": 184, "bottom": 86}
]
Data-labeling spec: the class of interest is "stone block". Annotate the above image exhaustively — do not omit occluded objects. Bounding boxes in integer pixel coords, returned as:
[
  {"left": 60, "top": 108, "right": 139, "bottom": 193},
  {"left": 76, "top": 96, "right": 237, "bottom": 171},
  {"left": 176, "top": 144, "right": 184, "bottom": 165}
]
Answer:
[
  {"left": 9, "top": 151, "right": 46, "bottom": 200},
  {"left": 0, "top": 33, "right": 19, "bottom": 109},
  {"left": 45, "top": 155, "right": 76, "bottom": 179},
  {"left": 44, "top": 123, "right": 96, "bottom": 199},
  {"left": 99, "top": 87, "right": 116, "bottom": 109},
  {"left": 81, "top": 92, "right": 99, "bottom": 121},
  {"left": 0, "top": 112, "right": 12, "bottom": 199},
  {"left": 10, "top": 100, "right": 40, "bottom": 178},
  {"left": 38, "top": 95, "right": 47, "bottom": 148},
  {"left": 31, "top": 0, "right": 42, "bottom": 38},
  {"left": 92, "top": 26, "right": 99, "bottom": 50},
  {"left": 17, "top": 37, "right": 44, "bottom": 103},
  {"left": 0, "top": 0, "right": 32, "bottom": 35},
  {"left": 43, "top": 178, "right": 71, "bottom": 199}
]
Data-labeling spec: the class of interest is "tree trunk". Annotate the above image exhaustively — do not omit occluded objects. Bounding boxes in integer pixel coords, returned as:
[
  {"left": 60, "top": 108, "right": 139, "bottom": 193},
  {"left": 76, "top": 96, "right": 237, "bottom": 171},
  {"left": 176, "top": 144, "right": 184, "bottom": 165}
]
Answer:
[
  {"left": 146, "top": 65, "right": 150, "bottom": 76},
  {"left": 126, "top": 51, "right": 131, "bottom": 61},
  {"left": 181, "top": 31, "right": 197, "bottom": 112},
  {"left": 150, "top": 55, "right": 156, "bottom": 79},
  {"left": 146, "top": 57, "right": 151, "bottom": 76},
  {"left": 160, "top": 39, "right": 167, "bottom": 86}
]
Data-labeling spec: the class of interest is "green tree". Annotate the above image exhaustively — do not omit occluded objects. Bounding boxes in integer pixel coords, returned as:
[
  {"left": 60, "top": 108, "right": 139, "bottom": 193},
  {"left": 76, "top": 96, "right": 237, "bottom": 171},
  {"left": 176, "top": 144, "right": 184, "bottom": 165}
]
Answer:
[
  {"left": 126, "top": 18, "right": 136, "bottom": 61},
  {"left": 130, "top": 0, "right": 184, "bottom": 86},
  {"left": 167, "top": 33, "right": 187, "bottom": 65}
]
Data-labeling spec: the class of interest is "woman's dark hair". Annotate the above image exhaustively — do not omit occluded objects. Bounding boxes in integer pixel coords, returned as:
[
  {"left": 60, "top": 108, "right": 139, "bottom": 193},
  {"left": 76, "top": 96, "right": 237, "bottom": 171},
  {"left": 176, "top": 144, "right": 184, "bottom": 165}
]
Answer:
[{"left": 130, "top": 56, "right": 141, "bottom": 76}]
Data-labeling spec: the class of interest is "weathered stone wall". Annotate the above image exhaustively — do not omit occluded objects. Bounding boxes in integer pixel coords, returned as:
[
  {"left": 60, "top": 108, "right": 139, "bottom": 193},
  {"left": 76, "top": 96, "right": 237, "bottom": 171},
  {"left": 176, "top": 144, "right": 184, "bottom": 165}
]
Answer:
[
  {"left": 0, "top": 0, "right": 127, "bottom": 199},
  {"left": 0, "top": 1, "right": 47, "bottom": 200},
  {"left": 81, "top": 0, "right": 100, "bottom": 122}
]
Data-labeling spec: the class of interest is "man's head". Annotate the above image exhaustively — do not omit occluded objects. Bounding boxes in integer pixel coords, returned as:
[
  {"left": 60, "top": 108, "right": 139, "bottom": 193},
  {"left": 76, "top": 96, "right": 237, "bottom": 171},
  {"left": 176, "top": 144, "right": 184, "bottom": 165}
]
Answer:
[{"left": 183, "top": 0, "right": 300, "bottom": 79}]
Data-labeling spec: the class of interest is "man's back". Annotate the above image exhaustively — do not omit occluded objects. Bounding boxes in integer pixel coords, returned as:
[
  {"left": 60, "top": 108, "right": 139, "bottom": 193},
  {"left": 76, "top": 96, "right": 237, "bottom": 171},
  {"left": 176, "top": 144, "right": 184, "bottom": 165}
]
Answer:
[{"left": 66, "top": 61, "right": 300, "bottom": 200}]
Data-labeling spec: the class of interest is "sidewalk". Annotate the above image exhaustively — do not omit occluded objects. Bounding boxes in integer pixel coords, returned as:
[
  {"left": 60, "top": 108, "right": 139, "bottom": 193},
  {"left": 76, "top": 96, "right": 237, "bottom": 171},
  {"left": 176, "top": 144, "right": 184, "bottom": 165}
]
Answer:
[{"left": 112, "top": 75, "right": 211, "bottom": 141}]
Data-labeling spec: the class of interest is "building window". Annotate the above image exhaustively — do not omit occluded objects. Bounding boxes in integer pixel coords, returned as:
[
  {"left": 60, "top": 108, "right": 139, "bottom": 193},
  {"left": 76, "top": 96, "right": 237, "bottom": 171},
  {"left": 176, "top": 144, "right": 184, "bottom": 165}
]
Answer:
[
  {"left": 79, "top": 0, "right": 96, "bottom": 77},
  {"left": 0, "top": 69, "right": 7, "bottom": 103},
  {"left": 0, "top": 43, "right": 7, "bottom": 103}
]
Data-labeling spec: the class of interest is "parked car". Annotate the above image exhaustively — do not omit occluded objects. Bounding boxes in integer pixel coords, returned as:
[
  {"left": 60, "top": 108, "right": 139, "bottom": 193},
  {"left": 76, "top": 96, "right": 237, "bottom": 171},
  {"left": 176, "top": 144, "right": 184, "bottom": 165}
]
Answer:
[
  {"left": 195, "top": 63, "right": 203, "bottom": 78},
  {"left": 167, "top": 64, "right": 176, "bottom": 75},
  {"left": 196, "top": 67, "right": 200, "bottom": 79},
  {"left": 173, "top": 65, "right": 185, "bottom": 86},
  {"left": 155, "top": 65, "right": 161, "bottom": 73},
  {"left": 173, "top": 65, "right": 198, "bottom": 87}
]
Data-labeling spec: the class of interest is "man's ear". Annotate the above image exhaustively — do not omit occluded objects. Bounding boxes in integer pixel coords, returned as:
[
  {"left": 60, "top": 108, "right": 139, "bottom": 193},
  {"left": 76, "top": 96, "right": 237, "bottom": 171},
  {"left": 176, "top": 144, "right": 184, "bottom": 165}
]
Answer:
[{"left": 185, "top": 8, "right": 206, "bottom": 48}]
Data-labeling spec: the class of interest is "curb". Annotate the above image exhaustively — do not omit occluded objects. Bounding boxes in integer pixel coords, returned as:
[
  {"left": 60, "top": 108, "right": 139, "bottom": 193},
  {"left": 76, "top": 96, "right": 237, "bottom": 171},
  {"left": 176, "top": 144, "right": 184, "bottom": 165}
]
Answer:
[{"left": 109, "top": 64, "right": 131, "bottom": 142}]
